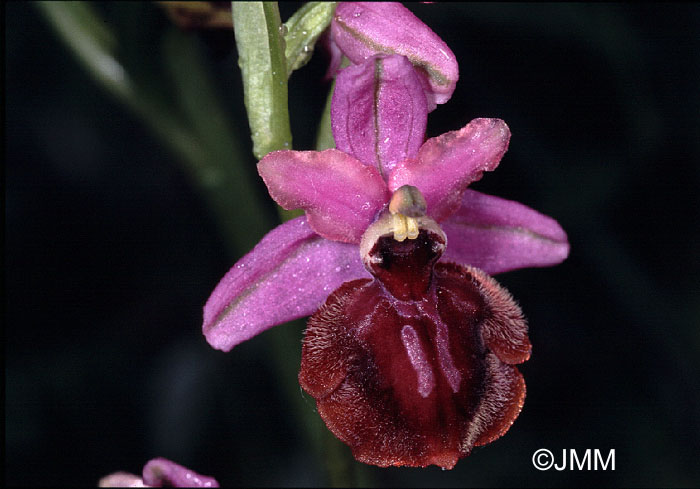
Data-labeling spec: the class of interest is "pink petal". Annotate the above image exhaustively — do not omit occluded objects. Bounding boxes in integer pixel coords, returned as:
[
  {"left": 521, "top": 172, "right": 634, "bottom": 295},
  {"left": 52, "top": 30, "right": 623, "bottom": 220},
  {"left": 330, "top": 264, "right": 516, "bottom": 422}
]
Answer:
[
  {"left": 388, "top": 118, "right": 510, "bottom": 223},
  {"left": 440, "top": 190, "right": 570, "bottom": 274},
  {"left": 331, "top": 2, "right": 458, "bottom": 109},
  {"left": 331, "top": 55, "right": 427, "bottom": 178},
  {"left": 99, "top": 472, "right": 147, "bottom": 487},
  {"left": 203, "top": 217, "right": 369, "bottom": 352},
  {"left": 258, "top": 149, "right": 390, "bottom": 243},
  {"left": 142, "top": 458, "right": 218, "bottom": 488}
]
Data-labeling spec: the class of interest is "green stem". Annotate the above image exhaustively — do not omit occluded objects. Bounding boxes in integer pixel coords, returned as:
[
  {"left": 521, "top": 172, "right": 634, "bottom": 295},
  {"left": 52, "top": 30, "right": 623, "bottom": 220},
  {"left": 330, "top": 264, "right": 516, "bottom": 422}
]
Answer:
[{"left": 231, "top": 2, "right": 292, "bottom": 159}]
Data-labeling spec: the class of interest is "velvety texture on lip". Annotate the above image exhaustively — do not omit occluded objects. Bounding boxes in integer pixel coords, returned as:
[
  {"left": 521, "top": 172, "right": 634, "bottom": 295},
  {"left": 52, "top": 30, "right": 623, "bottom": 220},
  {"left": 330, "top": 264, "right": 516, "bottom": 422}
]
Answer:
[
  {"left": 331, "top": 54, "right": 427, "bottom": 178},
  {"left": 299, "top": 227, "right": 530, "bottom": 469},
  {"left": 330, "top": 2, "right": 458, "bottom": 109}
]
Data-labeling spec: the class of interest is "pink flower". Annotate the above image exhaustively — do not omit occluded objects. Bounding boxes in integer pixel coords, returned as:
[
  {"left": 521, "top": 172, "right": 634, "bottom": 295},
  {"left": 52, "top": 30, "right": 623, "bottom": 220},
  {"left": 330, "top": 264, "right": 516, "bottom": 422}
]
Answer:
[
  {"left": 99, "top": 458, "right": 218, "bottom": 488},
  {"left": 203, "top": 12, "right": 568, "bottom": 468},
  {"left": 203, "top": 55, "right": 568, "bottom": 354}
]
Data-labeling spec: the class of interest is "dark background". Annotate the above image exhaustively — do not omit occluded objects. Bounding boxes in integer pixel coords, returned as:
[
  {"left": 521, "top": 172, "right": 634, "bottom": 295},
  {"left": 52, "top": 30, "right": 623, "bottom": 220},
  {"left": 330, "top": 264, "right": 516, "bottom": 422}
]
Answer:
[{"left": 6, "top": 2, "right": 700, "bottom": 487}]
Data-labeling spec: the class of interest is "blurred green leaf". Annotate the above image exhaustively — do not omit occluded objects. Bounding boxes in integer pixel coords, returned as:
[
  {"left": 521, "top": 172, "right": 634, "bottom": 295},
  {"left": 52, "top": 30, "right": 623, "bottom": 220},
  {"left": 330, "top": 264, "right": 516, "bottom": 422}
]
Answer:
[
  {"left": 37, "top": 1, "right": 274, "bottom": 255},
  {"left": 37, "top": 2, "right": 125, "bottom": 99},
  {"left": 162, "top": 29, "right": 274, "bottom": 251},
  {"left": 37, "top": 2, "right": 202, "bottom": 168}
]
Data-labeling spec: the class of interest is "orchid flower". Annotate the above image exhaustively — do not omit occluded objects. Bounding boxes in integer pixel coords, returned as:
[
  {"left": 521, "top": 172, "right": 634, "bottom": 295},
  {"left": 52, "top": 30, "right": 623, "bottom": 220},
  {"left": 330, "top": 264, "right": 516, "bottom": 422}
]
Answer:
[
  {"left": 203, "top": 53, "right": 568, "bottom": 354},
  {"left": 99, "top": 458, "right": 219, "bottom": 488},
  {"left": 203, "top": 50, "right": 568, "bottom": 468},
  {"left": 203, "top": 2, "right": 568, "bottom": 470}
]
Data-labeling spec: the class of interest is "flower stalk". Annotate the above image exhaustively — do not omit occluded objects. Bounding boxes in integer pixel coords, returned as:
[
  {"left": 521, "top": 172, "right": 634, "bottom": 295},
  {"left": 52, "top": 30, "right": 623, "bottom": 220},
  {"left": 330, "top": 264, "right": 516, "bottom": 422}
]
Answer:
[{"left": 231, "top": 2, "right": 292, "bottom": 160}]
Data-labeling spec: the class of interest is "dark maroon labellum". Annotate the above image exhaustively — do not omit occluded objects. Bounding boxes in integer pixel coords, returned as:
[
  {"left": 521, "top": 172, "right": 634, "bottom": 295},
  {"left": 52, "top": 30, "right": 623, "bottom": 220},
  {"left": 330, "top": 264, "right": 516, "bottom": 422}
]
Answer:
[{"left": 299, "top": 226, "right": 531, "bottom": 469}]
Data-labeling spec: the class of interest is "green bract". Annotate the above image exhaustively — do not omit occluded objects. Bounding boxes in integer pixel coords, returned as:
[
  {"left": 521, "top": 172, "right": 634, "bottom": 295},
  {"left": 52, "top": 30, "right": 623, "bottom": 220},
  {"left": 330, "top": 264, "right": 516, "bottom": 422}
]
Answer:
[{"left": 284, "top": 2, "right": 337, "bottom": 75}]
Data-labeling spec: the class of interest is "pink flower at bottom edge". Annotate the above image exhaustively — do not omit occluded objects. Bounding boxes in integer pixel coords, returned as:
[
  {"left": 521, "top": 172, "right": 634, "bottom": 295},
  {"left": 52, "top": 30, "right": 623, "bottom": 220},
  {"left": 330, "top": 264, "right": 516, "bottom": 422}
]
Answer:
[{"left": 99, "top": 458, "right": 219, "bottom": 488}]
